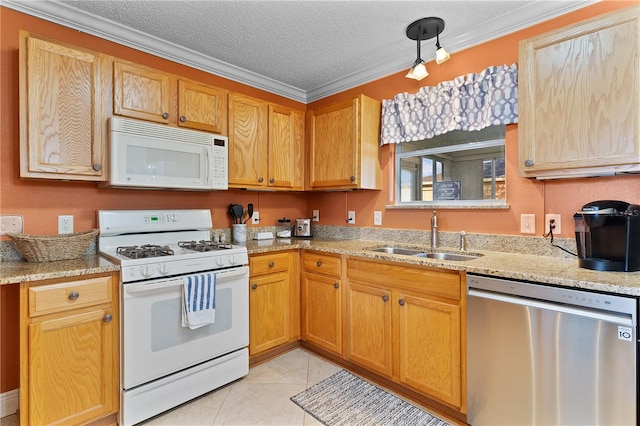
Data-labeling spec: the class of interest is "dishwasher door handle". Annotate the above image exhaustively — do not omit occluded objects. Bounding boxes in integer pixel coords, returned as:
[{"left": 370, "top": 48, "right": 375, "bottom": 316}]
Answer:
[{"left": 468, "top": 288, "right": 634, "bottom": 326}]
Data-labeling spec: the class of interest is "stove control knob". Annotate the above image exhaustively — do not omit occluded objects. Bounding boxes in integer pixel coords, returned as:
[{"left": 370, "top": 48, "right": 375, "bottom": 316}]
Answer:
[
  {"left": 216, "top": 257, "right": 224, "bottom": 267},
  {"left": 140, "top": 265, "right": 152, "bottom": 278},
  {"left": 158, "top": 263, "right": 170, "bottom": 275},
  {"left": 227, "top": 255, "right": 236, "bottom": 265}
]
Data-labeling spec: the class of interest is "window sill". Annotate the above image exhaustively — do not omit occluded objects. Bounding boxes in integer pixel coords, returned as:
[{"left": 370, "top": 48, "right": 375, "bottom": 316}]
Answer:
[{"left": 386, "top": 201, "right": 510, "bottom": 210}]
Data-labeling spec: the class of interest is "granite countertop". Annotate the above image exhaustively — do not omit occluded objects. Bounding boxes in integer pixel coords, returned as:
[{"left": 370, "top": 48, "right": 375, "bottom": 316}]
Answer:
[
  {"left": 2, "top": 238, "right": 639, "bottom": 297},
  {"left": 245, "top": 238, "right": 640, "bottom": 297}
]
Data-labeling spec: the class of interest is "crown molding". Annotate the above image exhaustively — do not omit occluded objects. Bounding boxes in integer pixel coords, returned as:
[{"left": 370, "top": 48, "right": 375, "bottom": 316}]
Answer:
[{"left": 4, "top": 0, "right": 598, "bottom": 104}]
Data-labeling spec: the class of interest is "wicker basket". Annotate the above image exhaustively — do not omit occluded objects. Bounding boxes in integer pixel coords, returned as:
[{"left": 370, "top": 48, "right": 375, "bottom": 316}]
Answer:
[{"left": 7, "top": 229, "right": 99, "bottom": 262}]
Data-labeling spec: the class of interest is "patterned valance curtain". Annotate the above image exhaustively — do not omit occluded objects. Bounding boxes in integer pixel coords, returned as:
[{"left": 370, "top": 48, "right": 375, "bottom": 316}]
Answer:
[{"left": 380, "top": 64, "right": 518, "bottom": 145}]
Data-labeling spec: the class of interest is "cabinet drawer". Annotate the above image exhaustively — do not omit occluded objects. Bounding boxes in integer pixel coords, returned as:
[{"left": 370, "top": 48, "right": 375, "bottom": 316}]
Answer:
[
  {"left": 250, "top": 252, "right": 290, "bottom": 276},
  {"left": 303, "top": 251, "right": 342, "bottom": 277},
  {"left": 29, "top": 276, "right": 113, "bottom": 317}
]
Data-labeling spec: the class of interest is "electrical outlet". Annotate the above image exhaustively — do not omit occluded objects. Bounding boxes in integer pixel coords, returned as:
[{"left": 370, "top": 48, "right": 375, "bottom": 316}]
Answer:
[
  {"left": 347, "top": 210, "right": 356, "bottom": 224},
  {"left": 545, "top": 214, "right": 561, "bottom": 234},
  {"left": 0, "top": 215, "right": 24, "bottom": 235},
  {"left": 312, "top": 210, "right": 319, "bottom": 222},
  {"left": 252, "top": 211, "right": 260, "bottom": 225},
  {"left": 373, "top": 211, "right": 382, "bottom": 226},
  {"left": 58, "top": 215, "right": 74, "bottom": 234},
  {"left": 520, "top": 214, "right": 535, "bottom": 234}
]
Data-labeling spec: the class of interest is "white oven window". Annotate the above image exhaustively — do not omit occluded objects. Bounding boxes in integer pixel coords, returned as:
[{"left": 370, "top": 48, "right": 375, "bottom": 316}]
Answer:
[{"left": 150, "top": 288, "right": 232, "bottom": 351}]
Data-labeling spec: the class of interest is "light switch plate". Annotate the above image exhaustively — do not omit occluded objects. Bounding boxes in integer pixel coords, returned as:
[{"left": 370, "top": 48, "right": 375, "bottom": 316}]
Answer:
[
  {"left": 520, "top": 214, "right": 535, "bottom": 234},
  {"left": 373, "top": 211, "right": 382, "bottom": 226},
  {"left": 0, "top": 215, "right": 24, "bottom": 235}
]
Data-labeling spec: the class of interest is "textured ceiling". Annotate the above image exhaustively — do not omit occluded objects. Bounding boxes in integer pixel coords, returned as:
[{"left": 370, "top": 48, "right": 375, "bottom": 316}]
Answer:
[{"left": 5, "top": 0, "right": 596, "bottom": 102}]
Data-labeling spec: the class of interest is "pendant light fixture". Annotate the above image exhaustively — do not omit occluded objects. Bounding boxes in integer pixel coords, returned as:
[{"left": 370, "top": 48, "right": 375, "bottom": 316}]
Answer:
[{"left": 405, "top": 17, "right": 450, "bottom": 81}]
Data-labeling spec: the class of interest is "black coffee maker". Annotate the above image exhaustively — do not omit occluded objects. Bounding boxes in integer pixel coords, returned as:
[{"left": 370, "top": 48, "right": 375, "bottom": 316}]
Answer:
[{"left": 574, "top": 200, "right": 640, "bottom": 272}]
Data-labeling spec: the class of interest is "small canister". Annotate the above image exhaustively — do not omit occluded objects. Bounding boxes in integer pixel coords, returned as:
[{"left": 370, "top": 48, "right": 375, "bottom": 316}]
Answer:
[{"left": 276, "top": 217, "right": 292, "bottom": 238}]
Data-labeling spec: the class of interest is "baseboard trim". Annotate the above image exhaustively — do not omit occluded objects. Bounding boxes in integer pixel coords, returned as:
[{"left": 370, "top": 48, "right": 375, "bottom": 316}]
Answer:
[{"left": 0, "top": 389, "right": 19, "bottom": 418}]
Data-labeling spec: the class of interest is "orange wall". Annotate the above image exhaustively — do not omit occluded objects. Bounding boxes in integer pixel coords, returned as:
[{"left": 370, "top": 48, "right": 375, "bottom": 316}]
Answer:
[
  {"left": 1, "top": 1, "right": 640, "bottom": 396},
  {"left": 308, "top": 0, "right": 640, "bottom": 238}
]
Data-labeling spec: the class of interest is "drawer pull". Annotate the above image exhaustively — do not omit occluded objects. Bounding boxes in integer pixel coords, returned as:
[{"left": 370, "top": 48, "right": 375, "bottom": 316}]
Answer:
[
  {"left": 382, "top": 295, "right": 389, "bottom": 302},
  {"left": 269, "top": 261, "right": 275, "bottom": 268},
  {"left": 398, "top": 299, "right": 405, "bottom": 306},
  {"left": 316, "top": 261, "right": 322, "bottom": 267},
  {"left": 162, "top": 112, "right": 169, "bottom": 119},
  {"left": 252, "top": 283, "right": 258, "bottom": 290},
  {"left": 103, "top": 314, "right": 112, "bottom": 323},
  {"left": 68, "top": 291, "right": 79, "bottom": 301},
  {"left": 333, "top": 282, "right": 339, "bottom": 289}
]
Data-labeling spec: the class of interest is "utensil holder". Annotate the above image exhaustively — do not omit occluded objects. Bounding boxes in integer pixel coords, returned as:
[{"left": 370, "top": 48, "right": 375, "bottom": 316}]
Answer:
[{"left": 233, "top": 224, "right": 247, "bottom": 243}]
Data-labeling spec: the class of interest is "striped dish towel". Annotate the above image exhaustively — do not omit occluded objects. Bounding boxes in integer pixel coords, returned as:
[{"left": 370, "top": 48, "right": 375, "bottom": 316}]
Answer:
[{"left": 182, "top": 273, "right": 216, "bottom": 329}]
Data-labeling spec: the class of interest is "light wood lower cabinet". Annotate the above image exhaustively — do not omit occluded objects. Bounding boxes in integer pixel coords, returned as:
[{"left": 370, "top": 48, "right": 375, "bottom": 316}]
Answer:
[
  {"left": 19, "top": 272, "right": 119, "bottom": 426},
  {"left": 249, "top": 251, "right": 300, "bottom": 356},
  {"left": 301, "top": 251, "right": 344, "bottom": 355},
  {"left": 347, "top": 258, "right": 465, "bottom": 411}
]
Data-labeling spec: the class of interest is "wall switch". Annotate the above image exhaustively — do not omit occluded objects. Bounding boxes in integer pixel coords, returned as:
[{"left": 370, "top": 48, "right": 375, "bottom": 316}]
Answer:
[
  {"left": 545, "top": 214, "right": 561, "bottom": 234},
  {"left": 58, "top": 215, "right": 74, "bottom": 234},
  {"left": 373, "top": 211, "right": 382, "bottom": 226},
  {"left": 312, "top": 210, "right": 319, "bottom": 222},
  {"left": 520, "top": 214, "right": 535, "bottom": 234},
  {"left": 252, "top": 211, "right": 260, "bottom": 225},
  {"left": 347, "top": 210, "right": 356, "bottom": 224},
  {"left": 0, "top": 215, "right": 24, "bottom": 235}
]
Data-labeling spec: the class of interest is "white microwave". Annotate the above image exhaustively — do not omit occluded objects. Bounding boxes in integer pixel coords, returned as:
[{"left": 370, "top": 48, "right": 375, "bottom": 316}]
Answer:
[{"left": 104, "top": 117, "right": 228, "bottom": 191}]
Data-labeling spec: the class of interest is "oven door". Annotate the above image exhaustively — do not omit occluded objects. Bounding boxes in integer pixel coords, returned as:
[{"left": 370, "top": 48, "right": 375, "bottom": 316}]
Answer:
[{"left": 121, "top": 266, "right": 249, "bottom": 389}]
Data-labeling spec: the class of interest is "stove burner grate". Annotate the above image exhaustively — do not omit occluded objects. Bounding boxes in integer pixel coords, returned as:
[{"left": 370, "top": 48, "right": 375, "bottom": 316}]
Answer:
[
  {"left": 178, "top": 240, "right": 233, "bottom": 252},
  {"left": 117, "top": 244, "right": 175, "bottom": 259}
]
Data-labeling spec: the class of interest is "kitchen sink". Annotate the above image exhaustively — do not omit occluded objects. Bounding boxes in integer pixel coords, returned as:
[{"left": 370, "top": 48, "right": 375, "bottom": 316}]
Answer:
[{"left": 367, "top": 246, "right": 482, "bottom": 261}]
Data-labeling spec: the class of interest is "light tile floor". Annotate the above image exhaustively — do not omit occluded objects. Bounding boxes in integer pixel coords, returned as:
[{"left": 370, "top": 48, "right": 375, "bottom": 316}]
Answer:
[{"left": 0, "top": 347, "right": 456, "bottom": 426}]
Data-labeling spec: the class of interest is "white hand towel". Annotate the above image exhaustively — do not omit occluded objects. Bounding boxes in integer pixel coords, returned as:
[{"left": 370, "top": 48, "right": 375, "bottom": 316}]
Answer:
[{"left": 182, "top": 273, "right": 216, "bottom": 329}]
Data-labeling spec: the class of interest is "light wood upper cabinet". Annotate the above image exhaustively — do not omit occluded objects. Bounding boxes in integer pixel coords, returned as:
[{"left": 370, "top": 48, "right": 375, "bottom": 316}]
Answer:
[
  {"left": 19, "top": 31, "right": 109, "bottom": 181},
  {"left": 20, "top": 273, "right": 119, "bottom": 426},
  {"left": 347, "top": 258, "right": 465, "bottom": 411},
  {"left": 248, "top": 251, "right": 299, "bottom": 356},
  {"left": 518, "top": 6, "right": 640, "bottom": 179},
  {"left": 113, "top": 60, "right": 228, "bottom": 134},
  {"left": 307, "top": 94, "right": 381, "bottom": 190},
  {"left": 228, "top": 93, "right": 304, "bottom": 190}
]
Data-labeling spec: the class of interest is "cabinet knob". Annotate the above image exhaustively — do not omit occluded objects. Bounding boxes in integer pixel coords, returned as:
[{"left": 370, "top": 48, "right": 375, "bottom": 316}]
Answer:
[
  {"left": 350, "top": 176, "right": 355, "bottom": 182},
  {"left": 92, "top": 163, "right": 102, "bottom": 171},
  {"left": 269, "top": 261, "right": 275, "bottom": 268},
  {"left": 524, "top": 159, "right": 534, "bottom": 167},
  {"left": 258, "top": 177, "right": 264, "bottom": 183},
  {"left": 333, "top": 282, "right": 339, "bottom": 289},
  {"left": 269, "top": 178, "right": 275, "bottom": 183},
  {"left": 316, "top": 261, "right": 322, "bottom": 267},
  {"left": 179, "top": 116, "right": 187, "bottom": 123},
  {"left": 162, "top": 112, "right": 170, "bottom": 119},
  {"left": 252, "top": 283, "right": 258, "bottom": 290},
  {"left": 68, "top": 291, "right": 79, "bottom": 301},
  {"left": 382, "top": 295, "right": 389, "bottom": 302},
  {"left": 103, "top": 314, "right": 112, "bottom": 323},
  {"left": 398, "top": 299, "right": 405, "bottom": 306}
]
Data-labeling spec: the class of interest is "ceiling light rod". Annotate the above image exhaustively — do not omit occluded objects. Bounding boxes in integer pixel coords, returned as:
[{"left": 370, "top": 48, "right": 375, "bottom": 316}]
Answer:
[{"left": 405, "top": 17, "right": 450, "bottom": 81}]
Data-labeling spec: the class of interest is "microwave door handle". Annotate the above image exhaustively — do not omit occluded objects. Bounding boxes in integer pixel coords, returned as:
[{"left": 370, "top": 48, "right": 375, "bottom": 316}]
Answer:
[{"left": 205, "top": 149, "right": 211, "bottom": 186}]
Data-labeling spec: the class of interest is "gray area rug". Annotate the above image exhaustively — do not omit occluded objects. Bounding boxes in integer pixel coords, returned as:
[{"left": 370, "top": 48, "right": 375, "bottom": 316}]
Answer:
[{"left": 290, "top": 370, "right": 451, "bottom": 426}]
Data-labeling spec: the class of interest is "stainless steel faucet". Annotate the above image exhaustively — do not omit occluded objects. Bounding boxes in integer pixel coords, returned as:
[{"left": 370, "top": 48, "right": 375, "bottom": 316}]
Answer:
[
  {"left": 460, "top": 230, "right": 467, "bottom": 251},
  {"left": 430, "top": 211, "right": 438, "bottom": 249}
]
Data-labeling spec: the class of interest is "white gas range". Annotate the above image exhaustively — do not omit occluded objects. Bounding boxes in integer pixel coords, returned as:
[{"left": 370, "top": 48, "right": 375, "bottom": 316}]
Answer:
[{"left": 98, "top": 209, "right": 249, "bottom": 426}]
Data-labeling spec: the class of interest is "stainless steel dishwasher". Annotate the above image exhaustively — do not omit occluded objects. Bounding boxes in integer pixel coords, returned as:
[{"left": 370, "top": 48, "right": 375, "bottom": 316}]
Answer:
[{"left": 467, "top": 274, "right": 638, "bottom": 425}]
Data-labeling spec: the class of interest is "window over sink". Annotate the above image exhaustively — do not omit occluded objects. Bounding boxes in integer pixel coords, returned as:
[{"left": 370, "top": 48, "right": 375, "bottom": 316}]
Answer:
[{"left": 395, "top": 125, "right": 506, "bottom": 207}]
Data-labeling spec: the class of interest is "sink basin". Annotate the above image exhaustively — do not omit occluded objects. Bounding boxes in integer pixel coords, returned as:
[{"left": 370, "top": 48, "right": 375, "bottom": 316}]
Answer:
[
  {"left": 425, "top": 252, "right": 482, "bottom": 261},
  {"left": 368, "top": 247, "right": 425, "bottom": 256}
]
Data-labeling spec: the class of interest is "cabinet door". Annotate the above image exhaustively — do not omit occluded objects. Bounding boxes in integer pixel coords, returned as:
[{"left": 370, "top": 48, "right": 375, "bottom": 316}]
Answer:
[
  {"left": 228, "top": 93, "right": 268, "bottom": 188},
  {"left": 519, "top": 7, "right": 640, "bottom": 178},
  {"left": 28, "top": 308, "right": 115, "bottom": 425},
  {"left": 347, "top": 282, "right": 392, "bottom": 377},
  {"left": 268, "top": 105, "right": 303, "bottom": 189},
  {"left": 301, "top": 272, "right": 342, "bottom": 354},
  {"left": 249, "top": 272, "right": 290, "bottom": 355},
  {"left": 20, "top": 33, "right": 105, "bottom": 180},
  {"left": 113, "top": 60, "right": 171, "bottom": 123},
  {"left": 308, "top": 98, "right": 358, "bottom": 188},
  {"left": 396, "top": 291, "right": 461, "bottom": 408},
  {"left": 178, "top": 80, "right": 227, "bottom": 134}
]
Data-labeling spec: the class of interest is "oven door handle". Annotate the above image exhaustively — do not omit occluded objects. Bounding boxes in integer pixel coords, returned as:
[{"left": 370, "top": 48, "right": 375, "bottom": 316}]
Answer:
[{"left": 126, "top": 266, "right": 249, "bottom": 294}]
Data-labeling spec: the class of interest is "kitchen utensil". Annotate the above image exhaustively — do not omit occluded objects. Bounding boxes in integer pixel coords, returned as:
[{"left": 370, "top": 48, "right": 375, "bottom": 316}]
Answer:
[
  {"left": 232, "top": 204, "right": 244, "bottom": 224},
  {"left": 245, "top": 203, "right": 254, "bottom": 224}
]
